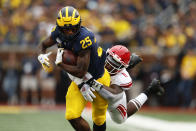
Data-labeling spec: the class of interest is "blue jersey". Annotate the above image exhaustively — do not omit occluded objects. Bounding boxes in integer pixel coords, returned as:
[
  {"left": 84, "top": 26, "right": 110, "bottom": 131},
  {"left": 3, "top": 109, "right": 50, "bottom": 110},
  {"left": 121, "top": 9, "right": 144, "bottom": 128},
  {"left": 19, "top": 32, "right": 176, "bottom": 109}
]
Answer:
[{"left": 51, "top": 26, "right": 106, "bottom": 79}]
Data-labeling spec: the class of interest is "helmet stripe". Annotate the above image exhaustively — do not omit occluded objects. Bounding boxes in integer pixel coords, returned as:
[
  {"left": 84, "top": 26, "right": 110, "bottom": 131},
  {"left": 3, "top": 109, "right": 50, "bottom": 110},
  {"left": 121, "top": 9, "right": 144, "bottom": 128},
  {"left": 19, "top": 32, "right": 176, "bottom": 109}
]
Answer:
[
  {"left": 56, "top": 6, "right": 81, "bottom": 26},
  {"left": 61, "top": 7, "right": 66, "bottom": 17},
  {"left": 68, "top": 7, "right": 74, "bottom": 17},
  {"left": 66, "top": 7, "right": 68, "bottom": 17},
  {"left": 59, "top": 10, "right": 62, "bottom": 19},
  {"left": 72, "top": 9, "right": 76, "bottom": 18}
]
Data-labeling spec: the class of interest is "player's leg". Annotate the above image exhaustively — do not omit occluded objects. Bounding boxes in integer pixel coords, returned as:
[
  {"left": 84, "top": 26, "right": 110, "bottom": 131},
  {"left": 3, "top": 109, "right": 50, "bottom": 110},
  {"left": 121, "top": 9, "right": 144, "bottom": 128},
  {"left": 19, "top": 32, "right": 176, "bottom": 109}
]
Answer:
[
  {"left": 92, "top": 91, "right": 108, "bottom": 131},
  {"left": 108, "top": 92, "right": 128, "bottom": 124},
  {"left": 93, "top": 121, "right": 106, "bottom": 131},
  {"left": 65, "top": 81, "right": 90, "bottom": 131},
  {"left": 127, "top": 93, "right": 146, "bottom": 117},
  {"left": 69, "top": 117, "right": 91, "bottom": 131},
  {"left": 92, "top": 69, "right": 110, "bottom": 131},
  {"left": 127, "top": 79, "right": 164, "bottom": 117}
]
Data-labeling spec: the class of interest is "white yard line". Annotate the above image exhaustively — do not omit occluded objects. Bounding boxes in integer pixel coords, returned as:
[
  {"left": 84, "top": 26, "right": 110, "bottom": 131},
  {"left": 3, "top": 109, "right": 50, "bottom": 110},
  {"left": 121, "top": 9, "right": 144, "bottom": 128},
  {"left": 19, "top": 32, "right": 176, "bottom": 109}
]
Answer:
[
  {"left": 82, "top": 109, "right": 196, "bottom": 131},
  {"left": 119, "top": 114, "right": 196, "bottom": 131}
]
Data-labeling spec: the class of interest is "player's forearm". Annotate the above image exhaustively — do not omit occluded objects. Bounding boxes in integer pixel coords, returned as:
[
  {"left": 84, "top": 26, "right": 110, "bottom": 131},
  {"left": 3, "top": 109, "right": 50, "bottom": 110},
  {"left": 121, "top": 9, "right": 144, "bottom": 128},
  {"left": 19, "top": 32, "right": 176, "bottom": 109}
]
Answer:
[
  {"left": 63, "top": 49, "right": 90, "bottom": 78},
  {"left": 59, "top": 63, "right": 86, "bottom": 78},
  {"left": 38, "top": 42, "right": 48, "bottom": 54},
  {"left": 37, "top": 36, "right": 55, "bottom": 54},
  {"left": 89, "top": 80, "right": 123, "bottom": 102},
  {"left": 101, "top": 84, "right": 123, "bottom": 94},
  {"left": 98, "top": 87, "right": 124, "bottom": 103}
]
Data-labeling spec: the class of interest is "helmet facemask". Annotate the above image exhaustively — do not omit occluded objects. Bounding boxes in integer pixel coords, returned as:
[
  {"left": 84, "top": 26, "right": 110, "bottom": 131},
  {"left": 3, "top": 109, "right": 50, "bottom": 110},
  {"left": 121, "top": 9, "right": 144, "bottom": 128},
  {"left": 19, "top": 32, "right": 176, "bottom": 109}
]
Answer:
[
  {"left": 58, "top": 22, "right": 81, "bottom": 40},
  {"left": 105, "top": 46, "right": 130, "bottom": 75},
  {"left": 105, "top": 54, "right": 125, "bottom": 75}
]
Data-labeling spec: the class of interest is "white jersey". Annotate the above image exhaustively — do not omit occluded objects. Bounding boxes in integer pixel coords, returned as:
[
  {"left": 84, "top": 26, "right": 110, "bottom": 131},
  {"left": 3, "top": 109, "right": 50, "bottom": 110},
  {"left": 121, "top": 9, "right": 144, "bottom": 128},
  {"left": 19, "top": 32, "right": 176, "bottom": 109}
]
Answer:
[
  {"left": 108, "top": 68, "right": 132, "bottom": 124},
  {"left": 110, "top": 68, "right": 132, "bottom": 90}
]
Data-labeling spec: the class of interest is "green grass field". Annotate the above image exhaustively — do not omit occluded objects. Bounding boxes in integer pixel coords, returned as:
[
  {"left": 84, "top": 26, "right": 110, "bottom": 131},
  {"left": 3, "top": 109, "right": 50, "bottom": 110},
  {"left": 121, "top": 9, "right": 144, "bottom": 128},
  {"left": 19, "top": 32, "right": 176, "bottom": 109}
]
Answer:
[
  {"left": 0, "top": 106, "right": 196, "bottom": 131},
  {"left": 0, "top": 111, "right": 131, "bottom": 131},
  {"left": 0, "top": 111, "right": 70, "bottom": 131}
]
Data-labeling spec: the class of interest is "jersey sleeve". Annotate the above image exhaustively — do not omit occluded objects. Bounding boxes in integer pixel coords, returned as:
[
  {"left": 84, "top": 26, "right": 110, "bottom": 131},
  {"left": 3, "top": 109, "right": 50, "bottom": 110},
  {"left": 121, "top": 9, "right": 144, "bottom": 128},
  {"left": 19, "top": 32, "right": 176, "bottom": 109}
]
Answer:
[
  {"left": 50, "top": 25, "right": 58, "bottom": 43},
  {"left": 119, "top": 80, "right": 132, "bottom": 90}
]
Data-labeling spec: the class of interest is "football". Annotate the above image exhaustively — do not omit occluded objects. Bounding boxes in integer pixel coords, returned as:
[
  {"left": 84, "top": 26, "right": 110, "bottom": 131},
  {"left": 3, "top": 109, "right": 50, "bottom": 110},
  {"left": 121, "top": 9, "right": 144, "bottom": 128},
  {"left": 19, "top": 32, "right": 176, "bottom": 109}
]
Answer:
[{"left": 62, "top": 49, "right": 77, "bottom": 65}]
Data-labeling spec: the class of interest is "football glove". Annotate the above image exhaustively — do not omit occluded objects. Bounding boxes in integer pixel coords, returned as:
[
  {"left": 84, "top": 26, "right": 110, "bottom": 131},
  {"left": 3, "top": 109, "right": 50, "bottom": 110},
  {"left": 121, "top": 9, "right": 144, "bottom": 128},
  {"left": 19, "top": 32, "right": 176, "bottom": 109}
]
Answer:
[
  {"left": 80, "top": 83, "right": 96, "bottom": 102},
  {"left": 127, "top": 53, "right": 142, "bottom": 70},
  {"left": 144, "top": 78, "right": 165, "bottom": 97},
  {"left": 76, "top": 72, "right": 93, "bottom": 86},
  {"left": 55, "top": 48, "right": 64, "bottom": 65},
  {"left": 38, "top": 52, "right": 53, "bottom": 72},
  {"left": 87, "top": 79, "right": 103, "bottom": 91}
]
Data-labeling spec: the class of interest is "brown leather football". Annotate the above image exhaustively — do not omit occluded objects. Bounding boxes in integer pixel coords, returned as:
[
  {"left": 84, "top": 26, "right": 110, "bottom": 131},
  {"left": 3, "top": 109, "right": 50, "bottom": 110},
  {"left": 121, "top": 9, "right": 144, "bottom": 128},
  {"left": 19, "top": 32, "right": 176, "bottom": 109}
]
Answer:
[{"left": 62, "top": 49, "right": 77, "bottom": 65}]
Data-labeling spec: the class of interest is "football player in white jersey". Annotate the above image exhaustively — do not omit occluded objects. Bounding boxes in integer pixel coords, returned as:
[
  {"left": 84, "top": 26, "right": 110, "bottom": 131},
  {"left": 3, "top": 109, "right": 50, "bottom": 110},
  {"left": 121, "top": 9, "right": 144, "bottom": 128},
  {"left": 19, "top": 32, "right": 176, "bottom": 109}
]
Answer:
[{"left": 80, "top": 45, "right": 164, "bottom": 124}]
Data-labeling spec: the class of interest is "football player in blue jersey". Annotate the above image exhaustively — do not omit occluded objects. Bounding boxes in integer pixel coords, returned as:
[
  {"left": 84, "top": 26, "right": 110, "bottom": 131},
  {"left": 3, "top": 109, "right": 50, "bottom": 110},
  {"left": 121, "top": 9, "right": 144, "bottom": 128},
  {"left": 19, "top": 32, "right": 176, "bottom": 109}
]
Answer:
[{"left": 38, "top": 6, "right": 110, "bottom": 131}]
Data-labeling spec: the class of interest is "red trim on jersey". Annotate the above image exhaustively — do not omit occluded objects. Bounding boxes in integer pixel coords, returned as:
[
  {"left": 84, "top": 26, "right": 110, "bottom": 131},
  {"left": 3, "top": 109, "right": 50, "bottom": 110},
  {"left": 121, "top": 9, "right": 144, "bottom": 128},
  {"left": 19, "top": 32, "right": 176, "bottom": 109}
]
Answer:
[
  {"left": 121, "top": 72, "right": 128, "bottom": 77},
  {"left": 116, "top": 104, "right": 127, "bottom": 119},
  {"left": 120, "top": 82, "right": 132, "bottom": 88}
]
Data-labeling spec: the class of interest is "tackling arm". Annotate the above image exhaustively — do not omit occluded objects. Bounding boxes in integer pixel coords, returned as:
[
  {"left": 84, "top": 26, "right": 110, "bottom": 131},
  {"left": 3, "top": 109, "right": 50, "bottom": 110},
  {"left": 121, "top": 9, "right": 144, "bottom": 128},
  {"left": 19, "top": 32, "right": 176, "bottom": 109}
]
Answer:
[
  {"left": 88, "top": 79, "right": 124, "bottom": 103},
  {"left": 98, "top": 84, "right": 124, "bottom": 103},
  {"left": 126, "top": 53, "right": 142, "bottom": 70}
]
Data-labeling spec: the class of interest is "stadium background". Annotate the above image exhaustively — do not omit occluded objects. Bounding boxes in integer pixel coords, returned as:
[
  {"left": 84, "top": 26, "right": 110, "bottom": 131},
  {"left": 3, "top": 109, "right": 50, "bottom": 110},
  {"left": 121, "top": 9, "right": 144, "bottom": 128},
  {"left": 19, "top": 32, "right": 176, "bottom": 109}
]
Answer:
[{"left": 0, "top": 0, "right": 196, "bottom": 131}]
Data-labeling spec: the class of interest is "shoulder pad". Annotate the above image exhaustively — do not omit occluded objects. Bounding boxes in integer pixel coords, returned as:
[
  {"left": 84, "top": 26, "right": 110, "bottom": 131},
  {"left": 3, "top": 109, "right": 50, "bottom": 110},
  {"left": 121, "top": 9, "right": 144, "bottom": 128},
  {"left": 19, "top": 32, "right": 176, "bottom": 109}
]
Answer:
[{"left": 111, "top": 69, "right": 132, "bottom": 90}]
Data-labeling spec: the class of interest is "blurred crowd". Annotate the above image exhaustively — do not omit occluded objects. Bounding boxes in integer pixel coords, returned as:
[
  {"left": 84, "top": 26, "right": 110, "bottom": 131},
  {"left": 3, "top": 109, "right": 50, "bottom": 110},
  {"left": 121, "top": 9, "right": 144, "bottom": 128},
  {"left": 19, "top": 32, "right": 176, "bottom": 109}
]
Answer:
[{"left": 0, "top": 0, "right": 196, "bottom": 108}]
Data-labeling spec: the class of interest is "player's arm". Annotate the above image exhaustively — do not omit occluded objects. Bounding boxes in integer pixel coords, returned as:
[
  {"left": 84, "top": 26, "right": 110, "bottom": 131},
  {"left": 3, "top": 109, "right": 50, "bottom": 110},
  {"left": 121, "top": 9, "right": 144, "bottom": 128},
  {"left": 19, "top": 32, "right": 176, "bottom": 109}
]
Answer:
[
  {"left": 99, "top": 84, "right": 124, "bottom": 102},
  {"left": 102, "top": 84, "right": 123, "bottom": 94},
  {"left": 87, "top": 79, "right": 125, "bottom": 102},
  {"left": 37, "top": 36, "right": 56, "bottom": 72},
  {"left": 58, "top": 49, "right": 91, "bottom": 78},
  {"left": 126, "top": 53, "right": 143, "bottom": 70},
  {"left": 38, "top": 36, "right": 56, "bottom": 54},
  {"left": 127, "top": 79, "right": 164, "bottom": 117}
]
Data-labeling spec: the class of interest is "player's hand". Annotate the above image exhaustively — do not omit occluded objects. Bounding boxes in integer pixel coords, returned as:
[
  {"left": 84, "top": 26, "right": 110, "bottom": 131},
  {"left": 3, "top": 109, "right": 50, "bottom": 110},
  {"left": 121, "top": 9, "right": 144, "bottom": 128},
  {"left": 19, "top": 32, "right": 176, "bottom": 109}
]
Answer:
[
  {"left": 127, "top": 53, "right": 142, "bottom": 70},
  {"left": 55, "top": 48, "right": 64, "bottom": 65},
  {"left": 80, "top": 83, "right": 96, "bottom": 102},
  {"left": 144, "top": 78, "right": 165, "bottom": 97},
  {"left": 87, "top": 79, "right": 103, "bottom": 91},
  {"left": 38, "top": 52, "right": 53, "bottom": 72}
]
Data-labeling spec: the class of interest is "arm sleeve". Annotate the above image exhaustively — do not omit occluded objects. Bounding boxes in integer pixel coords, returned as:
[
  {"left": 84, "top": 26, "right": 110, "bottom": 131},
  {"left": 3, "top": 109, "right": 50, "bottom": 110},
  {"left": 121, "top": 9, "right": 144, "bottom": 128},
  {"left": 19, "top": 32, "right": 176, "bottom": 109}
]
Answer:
[
  {"left": 98, "top": 87, "right": 124, "bottom": 103},
  {"left": 50, "top": 26, "right": 58, "bottom": 43}
]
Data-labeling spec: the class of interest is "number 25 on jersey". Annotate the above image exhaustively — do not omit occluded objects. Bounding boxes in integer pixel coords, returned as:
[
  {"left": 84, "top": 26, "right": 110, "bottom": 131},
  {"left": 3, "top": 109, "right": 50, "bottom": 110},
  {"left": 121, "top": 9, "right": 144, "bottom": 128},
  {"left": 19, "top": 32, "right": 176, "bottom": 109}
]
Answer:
[{"left": 80, "top": 36, "right": 92, "bottom": 49}]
